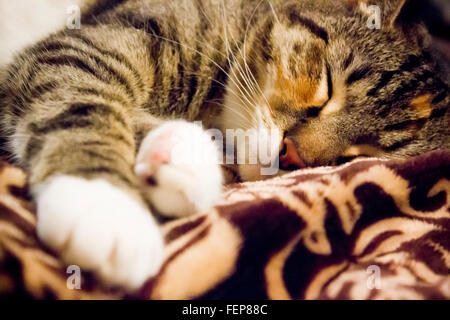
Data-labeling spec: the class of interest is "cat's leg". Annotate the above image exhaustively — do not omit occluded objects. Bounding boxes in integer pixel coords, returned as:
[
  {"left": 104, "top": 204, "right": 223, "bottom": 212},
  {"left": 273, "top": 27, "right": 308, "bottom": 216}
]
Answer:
[
  {"left": 134, "top": 121, "right": 223, "bottom": 218},
  {"left": 26, "top": 115, "right": 164, "bottom": 291},
  {"left": 2, "top": 28, "right": 165, "bottom": 290},
  {"left": 27, "top": 124, "right": 164, "bottom": 290}
]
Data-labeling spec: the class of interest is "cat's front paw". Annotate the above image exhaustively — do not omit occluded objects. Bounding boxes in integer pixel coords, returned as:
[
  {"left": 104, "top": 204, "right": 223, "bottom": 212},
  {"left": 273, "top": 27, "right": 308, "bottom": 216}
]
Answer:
[
  {"left": 135, "top": 121, "right": 222, "bottom": 218},
  {"left": 34, "top": 176, "right": 164, "bottom": 291}
]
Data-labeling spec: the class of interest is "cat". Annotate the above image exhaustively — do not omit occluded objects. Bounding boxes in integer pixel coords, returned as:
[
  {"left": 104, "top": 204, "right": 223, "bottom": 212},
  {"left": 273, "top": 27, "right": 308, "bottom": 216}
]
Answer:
[{"left": 0, "top": 0, "right": 448, "bottom": 290}]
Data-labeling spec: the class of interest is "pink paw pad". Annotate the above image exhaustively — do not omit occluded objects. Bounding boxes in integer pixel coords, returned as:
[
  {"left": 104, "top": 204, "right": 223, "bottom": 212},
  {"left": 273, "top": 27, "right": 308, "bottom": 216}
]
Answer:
[
  {"left": 151, "top": 150, "right": 170, "bottom": 164},
  {"left": 149, "top": 131, "right": 176, "bottom": 163}
]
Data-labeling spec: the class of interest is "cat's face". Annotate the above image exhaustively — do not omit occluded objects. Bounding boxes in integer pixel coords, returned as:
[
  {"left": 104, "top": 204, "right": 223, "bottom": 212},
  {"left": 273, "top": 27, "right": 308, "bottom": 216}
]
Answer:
[{"left": 220, "top": 0, "right": 448, "bottom": 181}]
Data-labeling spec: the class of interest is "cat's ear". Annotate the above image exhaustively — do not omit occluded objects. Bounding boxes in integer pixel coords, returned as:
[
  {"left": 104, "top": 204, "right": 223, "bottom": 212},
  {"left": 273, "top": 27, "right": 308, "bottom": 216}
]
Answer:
[
  {"left": 383, "top": 0, "right": 431, "bottom": 46},
  {"left": 353, "top": 0, "right": 430, "bottom": 45},
  {"left": 384, "top": 0, "right": 425, "bottom": 29},
  {"left": 352, "top": 0, "right": 425, "bottom": 29}
]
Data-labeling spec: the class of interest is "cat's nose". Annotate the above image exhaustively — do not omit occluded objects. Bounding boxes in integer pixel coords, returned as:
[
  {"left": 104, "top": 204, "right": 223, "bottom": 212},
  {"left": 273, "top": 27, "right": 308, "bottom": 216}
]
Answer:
[{"left": 279, "top": 138, "right": 305, "bottom": 171}]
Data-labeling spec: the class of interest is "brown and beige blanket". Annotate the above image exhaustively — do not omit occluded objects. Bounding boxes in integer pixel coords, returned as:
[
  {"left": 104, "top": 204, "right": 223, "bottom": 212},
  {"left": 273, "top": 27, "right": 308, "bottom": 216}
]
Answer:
[{"left": 0, "top": 150, "right": 449, "bottom": 300}]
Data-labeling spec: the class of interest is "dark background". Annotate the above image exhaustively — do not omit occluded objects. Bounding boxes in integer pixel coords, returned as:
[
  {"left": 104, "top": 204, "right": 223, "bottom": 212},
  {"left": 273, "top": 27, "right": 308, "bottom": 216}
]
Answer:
[{"left": 422, "top": 0, "right": 450, "bottom": 83}]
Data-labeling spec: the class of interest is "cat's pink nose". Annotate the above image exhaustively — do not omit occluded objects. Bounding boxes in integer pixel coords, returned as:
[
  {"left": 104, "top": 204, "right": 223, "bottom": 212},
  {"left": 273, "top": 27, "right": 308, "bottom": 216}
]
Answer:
[{"left": 279, "top": 138, "right": 305, "bottom": 171}]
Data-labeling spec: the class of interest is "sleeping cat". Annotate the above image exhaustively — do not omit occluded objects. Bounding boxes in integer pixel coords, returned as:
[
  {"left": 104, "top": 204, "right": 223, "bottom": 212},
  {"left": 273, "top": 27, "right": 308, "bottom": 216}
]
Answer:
[{"left": 0, "top": 0, "right": 448, "bottom": 290}]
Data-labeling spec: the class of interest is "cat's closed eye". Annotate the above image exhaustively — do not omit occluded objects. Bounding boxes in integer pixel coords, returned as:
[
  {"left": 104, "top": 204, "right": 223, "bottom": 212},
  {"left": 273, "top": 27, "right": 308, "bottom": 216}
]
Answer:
[{"left": 301, "top": 64, "right": 333, "bottom": 118}]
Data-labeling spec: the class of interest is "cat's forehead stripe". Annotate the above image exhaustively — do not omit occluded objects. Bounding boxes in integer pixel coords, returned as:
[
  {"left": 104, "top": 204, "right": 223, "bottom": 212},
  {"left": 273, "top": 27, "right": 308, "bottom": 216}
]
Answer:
[{"left": 286, "top": 12, "right": 329, "bottom": 45}]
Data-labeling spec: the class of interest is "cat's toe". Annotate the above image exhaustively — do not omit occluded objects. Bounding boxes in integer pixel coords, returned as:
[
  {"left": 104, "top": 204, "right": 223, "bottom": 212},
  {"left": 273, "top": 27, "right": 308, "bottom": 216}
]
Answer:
[
  {"left": 34, "top": 176, "right": 164, "bottom": 291},
  {"left": 135, "top": 121, "right": 222, "bottom": 218}
]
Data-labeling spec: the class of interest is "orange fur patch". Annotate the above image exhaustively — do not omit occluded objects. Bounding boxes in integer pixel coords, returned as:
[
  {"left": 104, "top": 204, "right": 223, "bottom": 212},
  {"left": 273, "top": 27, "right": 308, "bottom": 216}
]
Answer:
[
  {"left": 410, "top": 94, "right": 433, "bottom": 119},
  {"left": 275, "top": 66, "right": 318, "bottom": 107},
  {"left": 273, "top": 66, "right": 328, "bottom": 110}
]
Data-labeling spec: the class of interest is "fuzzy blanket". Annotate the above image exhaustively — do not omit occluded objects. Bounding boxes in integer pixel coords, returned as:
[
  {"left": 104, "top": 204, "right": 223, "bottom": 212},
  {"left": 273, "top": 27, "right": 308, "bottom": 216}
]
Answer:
[{"left": 0, "top": 150, "right": 449, "bottom": 300}]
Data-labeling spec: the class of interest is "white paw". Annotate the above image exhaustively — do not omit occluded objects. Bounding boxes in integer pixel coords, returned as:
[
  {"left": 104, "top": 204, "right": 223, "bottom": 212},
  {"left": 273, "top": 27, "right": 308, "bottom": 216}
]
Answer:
[
  {"left": 33, "top": 176, "right": 164, "bottom": 291},
  {"left": 135, "top": 121, "right": 222, "bottom": 218}
]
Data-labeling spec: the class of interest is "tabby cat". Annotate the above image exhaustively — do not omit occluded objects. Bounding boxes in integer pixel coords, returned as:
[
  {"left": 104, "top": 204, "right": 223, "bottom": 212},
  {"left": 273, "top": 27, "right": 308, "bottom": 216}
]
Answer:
[{"left": 0, "top": 0, "right": 448, "bottom": 290}]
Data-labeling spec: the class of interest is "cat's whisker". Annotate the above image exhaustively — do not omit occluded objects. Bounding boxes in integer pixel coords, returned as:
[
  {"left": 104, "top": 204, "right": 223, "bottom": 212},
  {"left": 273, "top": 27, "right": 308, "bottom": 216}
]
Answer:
[
  {"left": 207, "top": 100, "right": 250, "bottom": 129},
  {"left": 218, "top": 104, "right": 250, "bottom": 125},
  {"left": 149, "top": 65, "right": 255, "bottom": 121},
  {"left": 220, "top": 2, "right": 261, "bottom": 124},
  {"left": 241, "top": 1, "right": 275, "bottom": 115},
  {"left": 173, "top": 29, "right": 262, "bottom": 119},
  {"left": 219, "top": 2, "right": 258, "bottom": 104},
  {"left": 240, "top": 46, "right": 271, "bottom": 113},
  {"left": 239, "top": 0, "right": 265, "bottom": 88},
  {"left": 214, "top": 0, "right": 272, "bottom": 124},
  {"left": 215, "top": 1, "right": 264, "bottom": 121},
  {"left": 225, "top": 26, "right": 260, "bottom": 103},
  {"left": 224, "top": 25, "right": 261, "bottom": 111},
  {"left": 267, "top": 0, "right": 280, "bottom": 24},
  {"left": 212, "top": 84, "right": 255, "bottom": 120},
  {"left": 145, "top": 32, "right": 257, "bottom": 115}
]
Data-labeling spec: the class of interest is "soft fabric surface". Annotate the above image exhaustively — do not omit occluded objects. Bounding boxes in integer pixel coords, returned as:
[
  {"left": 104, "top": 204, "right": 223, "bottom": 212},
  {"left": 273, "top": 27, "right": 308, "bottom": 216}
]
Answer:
[{"left": 0, "top": 151, "right": 449, "bottom": 300}]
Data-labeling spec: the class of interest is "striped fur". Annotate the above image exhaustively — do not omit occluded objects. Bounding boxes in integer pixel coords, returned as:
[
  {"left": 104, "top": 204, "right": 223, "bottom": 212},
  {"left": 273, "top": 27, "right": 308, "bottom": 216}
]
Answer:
[
  {"left": 0, "top": 0, "right": 448, "bottom": 289},
  {"left": 0, "top": 0, "right": 448, "bottom": 185}
]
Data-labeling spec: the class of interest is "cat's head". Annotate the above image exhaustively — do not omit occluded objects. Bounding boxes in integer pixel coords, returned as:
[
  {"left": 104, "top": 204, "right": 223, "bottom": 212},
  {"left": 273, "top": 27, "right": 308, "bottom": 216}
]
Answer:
[{"left": 220, "top": 0, "right": 449, "bottom": 181}]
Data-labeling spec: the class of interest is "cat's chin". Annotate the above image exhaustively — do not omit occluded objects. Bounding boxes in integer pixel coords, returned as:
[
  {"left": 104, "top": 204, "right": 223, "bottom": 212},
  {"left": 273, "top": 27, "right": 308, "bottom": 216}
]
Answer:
[{"left": 237, "top": 164, "right": 279, "bottom": 182}]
